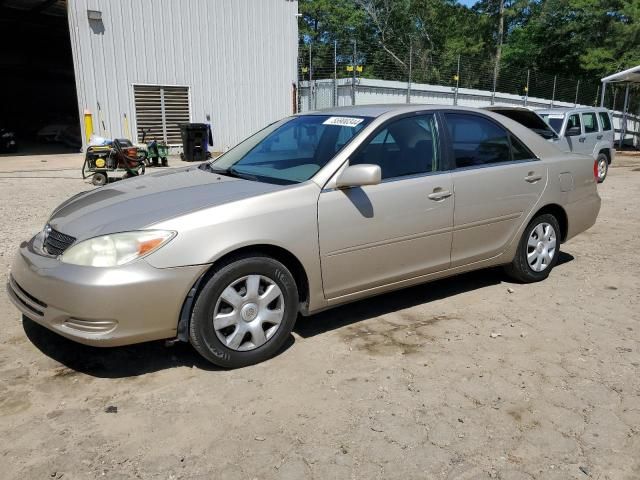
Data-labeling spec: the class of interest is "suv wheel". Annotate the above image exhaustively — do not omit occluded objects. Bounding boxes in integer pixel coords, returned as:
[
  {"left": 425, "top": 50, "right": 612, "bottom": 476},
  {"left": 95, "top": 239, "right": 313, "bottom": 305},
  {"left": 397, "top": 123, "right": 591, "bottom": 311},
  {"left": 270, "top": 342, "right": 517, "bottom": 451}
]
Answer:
[
  {"left": 505, "top": 213, "right": 560, "bottom": 283},
  {"left": 596, "top": 153, "right": 608, "bottom": 183},
  {"left": 189, "top": 254, "right": 299, "bottom": 368}
]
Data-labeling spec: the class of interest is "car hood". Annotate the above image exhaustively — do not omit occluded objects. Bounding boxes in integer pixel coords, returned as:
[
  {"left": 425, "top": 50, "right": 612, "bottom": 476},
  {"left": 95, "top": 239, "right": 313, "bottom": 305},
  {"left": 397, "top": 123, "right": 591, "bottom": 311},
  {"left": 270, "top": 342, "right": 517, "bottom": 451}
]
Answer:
[{"left": 48, "top": 166, "right": 287, "bottom": 240}]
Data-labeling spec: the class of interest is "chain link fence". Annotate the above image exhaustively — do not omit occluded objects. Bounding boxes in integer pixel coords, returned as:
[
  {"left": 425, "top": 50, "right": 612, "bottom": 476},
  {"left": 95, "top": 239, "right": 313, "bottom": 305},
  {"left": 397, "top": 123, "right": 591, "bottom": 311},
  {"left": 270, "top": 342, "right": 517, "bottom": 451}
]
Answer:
[
  {"left": 297, "top": 41, "right": 638, "bottom": 146},
  {"left": 298, "top": 43, "right": 638, "bottom": 112}
]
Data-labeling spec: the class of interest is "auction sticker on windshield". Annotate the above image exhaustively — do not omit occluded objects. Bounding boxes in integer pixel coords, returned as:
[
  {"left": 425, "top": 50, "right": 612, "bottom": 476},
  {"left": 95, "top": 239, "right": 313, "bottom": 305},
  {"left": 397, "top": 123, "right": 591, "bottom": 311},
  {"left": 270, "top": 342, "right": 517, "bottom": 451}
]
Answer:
[{"left": 323, "top": 116, "right": 365, "bottom": 127}]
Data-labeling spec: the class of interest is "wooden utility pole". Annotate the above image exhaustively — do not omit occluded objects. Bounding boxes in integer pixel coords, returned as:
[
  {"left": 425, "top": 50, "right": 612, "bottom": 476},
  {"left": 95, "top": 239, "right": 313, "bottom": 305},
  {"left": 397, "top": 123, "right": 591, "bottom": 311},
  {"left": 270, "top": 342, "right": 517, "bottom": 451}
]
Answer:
[{"left": 491, "top": 0, "right": 505, "bottom": 99}]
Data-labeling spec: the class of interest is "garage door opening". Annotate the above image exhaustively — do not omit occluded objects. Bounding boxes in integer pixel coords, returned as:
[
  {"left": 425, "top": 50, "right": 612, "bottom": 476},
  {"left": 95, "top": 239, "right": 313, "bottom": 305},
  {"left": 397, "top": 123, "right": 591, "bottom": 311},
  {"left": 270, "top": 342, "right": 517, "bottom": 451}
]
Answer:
[{"left": 0, "top": 0, "right": 80, "bottom": 157}]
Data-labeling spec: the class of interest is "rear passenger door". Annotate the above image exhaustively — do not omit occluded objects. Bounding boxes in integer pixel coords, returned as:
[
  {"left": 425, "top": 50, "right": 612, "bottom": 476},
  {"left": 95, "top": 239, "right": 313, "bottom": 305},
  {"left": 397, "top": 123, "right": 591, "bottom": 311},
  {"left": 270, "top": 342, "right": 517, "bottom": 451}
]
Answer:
[
  {"left": 598, "top": 111, "right": 615, "bottom": 147},
  {"left": 581, "top": 111, "right": 600, "bottom": 158},
  {"left": 443, "top": 112, "right": 547, "bottom": 267}
]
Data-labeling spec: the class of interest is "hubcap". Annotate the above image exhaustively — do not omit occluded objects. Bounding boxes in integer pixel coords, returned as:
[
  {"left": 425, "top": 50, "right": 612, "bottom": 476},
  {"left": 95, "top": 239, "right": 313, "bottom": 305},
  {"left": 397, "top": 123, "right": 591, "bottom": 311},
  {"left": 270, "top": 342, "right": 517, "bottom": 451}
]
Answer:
[
  {"left": 213, "top": 275, "right": 284, "bottom": 351},
  {"left": 598, "top": 159, "right": 607, "bottom": 180},
  {"left": 527, "top": 222, "right": 557, "bottom": 272}
]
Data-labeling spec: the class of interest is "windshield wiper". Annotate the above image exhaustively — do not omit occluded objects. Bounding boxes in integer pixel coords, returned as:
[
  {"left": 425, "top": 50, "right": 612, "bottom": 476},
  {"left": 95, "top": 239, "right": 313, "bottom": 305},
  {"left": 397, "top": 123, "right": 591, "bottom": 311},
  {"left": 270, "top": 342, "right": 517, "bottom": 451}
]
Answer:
[{"left": 199, "top": 162, "right": 258, "bottom": 181}]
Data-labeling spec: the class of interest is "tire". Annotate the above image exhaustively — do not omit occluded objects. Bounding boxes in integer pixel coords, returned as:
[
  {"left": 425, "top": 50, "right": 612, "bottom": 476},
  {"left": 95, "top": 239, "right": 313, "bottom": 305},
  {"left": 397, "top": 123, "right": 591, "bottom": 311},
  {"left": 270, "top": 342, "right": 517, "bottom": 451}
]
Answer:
[
  {"left": 504, "top": 213, "right": 561, "bottom": 283},
  {"left": 92, "top": 172, "right": 107, "bottom": 186},
  {"left": 189, "top": 254, "right": 299, "bottom": 368},
  {"left": 596, "top": 153, "right": 608, "bottom": 183}
]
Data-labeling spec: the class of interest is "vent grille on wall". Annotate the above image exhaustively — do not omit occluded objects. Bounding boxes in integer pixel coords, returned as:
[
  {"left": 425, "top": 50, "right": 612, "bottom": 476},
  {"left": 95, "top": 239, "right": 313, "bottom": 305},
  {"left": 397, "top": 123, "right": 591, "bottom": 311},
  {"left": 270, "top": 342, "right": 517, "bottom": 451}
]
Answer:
[{"left": 133, "top": 85, "right": 190, "bottom": 144}]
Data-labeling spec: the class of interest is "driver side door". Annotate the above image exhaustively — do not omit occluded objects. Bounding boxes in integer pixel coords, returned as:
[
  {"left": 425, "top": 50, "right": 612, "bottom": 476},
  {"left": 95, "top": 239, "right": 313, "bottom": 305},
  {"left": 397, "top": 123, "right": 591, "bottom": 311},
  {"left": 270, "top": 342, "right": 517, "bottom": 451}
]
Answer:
[{"left": 317, "top": 113, "right": 454, "bottom": 300}]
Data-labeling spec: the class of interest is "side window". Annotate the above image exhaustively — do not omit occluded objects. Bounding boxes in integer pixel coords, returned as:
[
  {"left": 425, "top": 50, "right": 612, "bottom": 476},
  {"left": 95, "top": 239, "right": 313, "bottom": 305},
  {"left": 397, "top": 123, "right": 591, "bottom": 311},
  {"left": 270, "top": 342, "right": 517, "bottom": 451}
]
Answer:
[
  {"left": 351, "top": 114, "right": 439, "bottom": 179},
  {"left": 582, "top": 112, "right": 598, "bottom": 133},
  {"left": 567, "top": 114, "right": 581, "bottom": 132},
  {"left": 444, "top": 113, "right": 511, "bottom": 168},
  {"left": 510, "top": 135, "right": 535, "bottom": 161},
  {"left": 598, "top": 112, "right": 612, "bottom": 131}
]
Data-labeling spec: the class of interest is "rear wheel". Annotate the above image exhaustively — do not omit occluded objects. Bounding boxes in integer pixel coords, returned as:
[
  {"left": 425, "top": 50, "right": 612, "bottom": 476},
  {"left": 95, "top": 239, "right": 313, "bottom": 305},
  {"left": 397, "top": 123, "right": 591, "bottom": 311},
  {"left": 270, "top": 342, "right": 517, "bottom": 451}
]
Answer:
[
  {"left": 504, "top": 213, "right": 560, "bottom": 283},
  {"left": 189, "top": 254, "right": 299, "bottom": 368},
  {"left": 91, "top": 172, "right": 107, "bottom": 186},
  {"left": 596, "top": 153, "right": 608, "bottom": 183}
]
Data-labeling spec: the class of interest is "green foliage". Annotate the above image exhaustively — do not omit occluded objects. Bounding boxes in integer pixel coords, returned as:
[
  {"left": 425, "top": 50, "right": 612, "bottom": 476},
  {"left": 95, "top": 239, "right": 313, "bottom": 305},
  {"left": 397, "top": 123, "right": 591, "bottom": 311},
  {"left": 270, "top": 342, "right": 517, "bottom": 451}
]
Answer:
[{"left": 299, "top": 0, "right": 639, "bottom": 84}]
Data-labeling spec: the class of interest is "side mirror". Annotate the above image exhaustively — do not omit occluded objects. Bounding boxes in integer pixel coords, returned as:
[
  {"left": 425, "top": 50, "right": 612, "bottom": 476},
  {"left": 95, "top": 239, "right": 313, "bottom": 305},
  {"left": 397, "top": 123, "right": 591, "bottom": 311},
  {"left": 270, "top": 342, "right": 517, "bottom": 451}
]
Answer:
[
  {"left": 566, "top": 126, "right": 581, "bottom": 137},
  {"left": 336, "top": 164, "right": 382, "bottom": 188}
]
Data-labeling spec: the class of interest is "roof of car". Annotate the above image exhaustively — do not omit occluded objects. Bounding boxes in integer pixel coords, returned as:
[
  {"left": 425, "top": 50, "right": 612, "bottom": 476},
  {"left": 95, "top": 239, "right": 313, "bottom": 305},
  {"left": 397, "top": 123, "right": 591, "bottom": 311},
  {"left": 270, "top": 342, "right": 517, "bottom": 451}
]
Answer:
[
  {"left": 303, "top": 104, "right": 564, "bottom": 161},
  {"left": 484, "top": 106, "right": 535, "bottom": 112},
  {"left": 305, "top": 104, "right": 432, "bottom": 118},
  {"left": 535, "top": 107, "right": 610, "bottom": 115}
]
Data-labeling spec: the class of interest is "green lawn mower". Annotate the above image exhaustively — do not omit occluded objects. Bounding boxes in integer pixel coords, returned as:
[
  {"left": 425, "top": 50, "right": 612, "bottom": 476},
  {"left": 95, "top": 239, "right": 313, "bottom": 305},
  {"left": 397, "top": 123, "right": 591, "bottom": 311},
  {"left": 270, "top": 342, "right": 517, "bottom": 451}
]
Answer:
[{"left": 138, "top": 129, "right": 169, "bottom": 167}]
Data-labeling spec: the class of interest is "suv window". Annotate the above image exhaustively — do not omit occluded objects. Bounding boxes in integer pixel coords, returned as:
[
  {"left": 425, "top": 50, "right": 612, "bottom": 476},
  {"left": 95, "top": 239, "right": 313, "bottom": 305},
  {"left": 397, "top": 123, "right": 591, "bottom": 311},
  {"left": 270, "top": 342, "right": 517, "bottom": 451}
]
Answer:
[
  {"left": 582, "top": 112, "right": 599, "bottom": 133},
  {"left": 351, "top": 114, "right": 438, "bottom": 179},
  {"left": 445, "top": 113, "right": 515, "bottom": 167},
  {"left": 567, "top": 114, "right": 582, "bottom": 133},
  {"left": 599, "top": 112, "right": 612, "bottom": 131}
]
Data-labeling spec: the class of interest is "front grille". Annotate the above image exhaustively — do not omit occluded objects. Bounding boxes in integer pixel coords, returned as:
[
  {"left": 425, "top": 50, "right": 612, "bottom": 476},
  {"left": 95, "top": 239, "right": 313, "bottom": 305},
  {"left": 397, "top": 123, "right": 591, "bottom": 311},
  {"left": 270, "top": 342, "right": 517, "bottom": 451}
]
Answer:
[{"left": 44, "top": 227, "right": 76, "bottom": 256}]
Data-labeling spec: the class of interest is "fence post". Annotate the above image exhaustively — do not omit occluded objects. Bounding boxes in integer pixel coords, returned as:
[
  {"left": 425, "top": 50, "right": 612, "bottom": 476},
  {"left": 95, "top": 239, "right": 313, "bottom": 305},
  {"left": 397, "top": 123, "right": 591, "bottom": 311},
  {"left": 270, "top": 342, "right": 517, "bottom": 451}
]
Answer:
[
  {"left": 620, "top": 83, "right": 630, "bottom": 147},
  {"left": 523, "top": 69, "right": 530, "bottom": 106},
  {"left": 296, "top": 50, "right": 300, "bottom": 113},
  {"left": 594, "top": 85, "right": 600, "bottom": 107},
  {"left": 550, "top": 75, "right": 557, "bottom": 108},
  {"left": 351, "top": 40, "right": 357, "bottom": 106},
  {"left": 453, "top": 54, "right": 460, "bottom": 105},
  {"left": 491, "top": 57, "right": 498, "bottom": 105},
  {"left": 406, "top": 43, "right": 412, "bottom": 103},
  {"left": 333, "top": 40, "right": 338, "bottom": 107},
  {"left": 308, "top": 44, "right": 313, "bottom": 111},
  {"left": 574, "top": 79, "right": 580, "bottom": 107}
]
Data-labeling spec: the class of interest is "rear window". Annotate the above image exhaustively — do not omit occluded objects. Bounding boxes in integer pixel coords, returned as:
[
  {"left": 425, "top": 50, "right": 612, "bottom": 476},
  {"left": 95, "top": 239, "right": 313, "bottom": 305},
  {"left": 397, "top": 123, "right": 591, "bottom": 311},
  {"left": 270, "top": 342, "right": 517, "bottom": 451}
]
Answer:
[
  {"left": 582, "top": 112, "right": 599, "bottom": 133},
  {"left": 599, "top": 112, "right": 612, "bottom": 131},
  {"left": 541, "top": 114, "right": 564, "bottom": 133},
  {"left": 493, "top": 109, "right": 557, "bottom": 140}
]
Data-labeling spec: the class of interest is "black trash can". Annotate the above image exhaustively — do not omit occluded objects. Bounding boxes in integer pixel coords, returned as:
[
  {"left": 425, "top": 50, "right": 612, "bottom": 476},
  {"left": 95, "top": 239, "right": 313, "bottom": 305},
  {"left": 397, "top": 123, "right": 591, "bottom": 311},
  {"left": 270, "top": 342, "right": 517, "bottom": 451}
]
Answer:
[{"left": 179, "top": 123, "right": 209, "bottom": 162}]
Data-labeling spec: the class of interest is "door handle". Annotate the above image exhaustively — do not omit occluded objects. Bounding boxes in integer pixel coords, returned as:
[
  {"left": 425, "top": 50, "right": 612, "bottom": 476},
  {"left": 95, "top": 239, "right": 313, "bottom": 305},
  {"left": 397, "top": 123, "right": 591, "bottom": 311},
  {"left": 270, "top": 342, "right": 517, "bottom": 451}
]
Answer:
[
  {"left": 428, "top": 188, "right": 452, "bottom": 201},
  {"left": 525, "top": 173, "right": 542, "bottom": 183},
  {"left": 578, "top": 137, "right": 586, "bottom": 143},
  {"left": 597, "top": 135, "right": 603, "bottom": 140}
]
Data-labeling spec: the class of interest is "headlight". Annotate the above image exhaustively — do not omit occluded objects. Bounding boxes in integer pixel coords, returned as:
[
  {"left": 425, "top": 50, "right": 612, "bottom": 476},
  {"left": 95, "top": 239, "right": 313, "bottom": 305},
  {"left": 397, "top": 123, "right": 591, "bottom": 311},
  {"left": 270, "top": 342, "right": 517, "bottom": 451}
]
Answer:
[{"left": 60, "top": 230, "right": 175, "bottom": 267}]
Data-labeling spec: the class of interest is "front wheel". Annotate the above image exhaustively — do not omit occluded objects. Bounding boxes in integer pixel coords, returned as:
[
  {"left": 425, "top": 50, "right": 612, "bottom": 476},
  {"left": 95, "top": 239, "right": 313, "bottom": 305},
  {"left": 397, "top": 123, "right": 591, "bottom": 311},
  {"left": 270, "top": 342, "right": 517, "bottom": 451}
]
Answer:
[
  {"left": 596, "top": 153, "right": 608, "bottom": 183},
  {"left": 504, "top": 213, "right": 560, "bottom": 283},
  {"left": 189, "top": 255, "right": 299, "bottom": 368}
]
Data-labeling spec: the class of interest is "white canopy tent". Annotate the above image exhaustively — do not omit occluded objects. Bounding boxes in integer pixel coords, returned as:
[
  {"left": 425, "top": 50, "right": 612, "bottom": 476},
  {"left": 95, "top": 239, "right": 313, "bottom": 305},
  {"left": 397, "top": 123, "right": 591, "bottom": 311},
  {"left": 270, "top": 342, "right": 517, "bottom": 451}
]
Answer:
[{"left": 600, "top": 65, "right": 640, "bottom": 146}]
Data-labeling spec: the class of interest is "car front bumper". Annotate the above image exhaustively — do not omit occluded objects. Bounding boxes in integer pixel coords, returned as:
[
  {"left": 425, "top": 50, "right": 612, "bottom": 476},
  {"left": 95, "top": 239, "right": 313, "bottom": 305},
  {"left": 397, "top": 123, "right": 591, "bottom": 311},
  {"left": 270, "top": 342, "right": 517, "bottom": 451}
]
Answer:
[{"left": 7, "top": 234, "right": 207, "bottom": 347}]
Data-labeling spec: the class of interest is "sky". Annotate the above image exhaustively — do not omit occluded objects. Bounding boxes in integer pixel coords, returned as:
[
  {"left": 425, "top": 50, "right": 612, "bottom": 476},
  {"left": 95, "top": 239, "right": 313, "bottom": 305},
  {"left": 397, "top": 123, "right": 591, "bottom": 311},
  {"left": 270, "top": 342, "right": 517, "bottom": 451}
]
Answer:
[{"left": 458, "top": 0, "right": 478, "bottom": 7}]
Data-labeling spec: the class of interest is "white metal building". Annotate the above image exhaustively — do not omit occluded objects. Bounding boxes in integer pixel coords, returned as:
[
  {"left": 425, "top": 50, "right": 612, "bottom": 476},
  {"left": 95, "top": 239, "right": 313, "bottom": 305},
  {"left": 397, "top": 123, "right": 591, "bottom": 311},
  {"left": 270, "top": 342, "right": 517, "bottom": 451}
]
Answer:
[
  {"left": 69, "top": 0, "right": 299, "bottom": 151},
  {"left": 0, "top": 0, "right": 299, "bottom": 154}
]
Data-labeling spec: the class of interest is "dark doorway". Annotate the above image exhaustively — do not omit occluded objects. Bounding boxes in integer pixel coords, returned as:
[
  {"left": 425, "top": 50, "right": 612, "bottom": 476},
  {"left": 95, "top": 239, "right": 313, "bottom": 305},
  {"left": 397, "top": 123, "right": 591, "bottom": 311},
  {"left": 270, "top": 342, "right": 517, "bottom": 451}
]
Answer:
[{"left": 0, "top": 0, "right": 80, "bottom": 156}]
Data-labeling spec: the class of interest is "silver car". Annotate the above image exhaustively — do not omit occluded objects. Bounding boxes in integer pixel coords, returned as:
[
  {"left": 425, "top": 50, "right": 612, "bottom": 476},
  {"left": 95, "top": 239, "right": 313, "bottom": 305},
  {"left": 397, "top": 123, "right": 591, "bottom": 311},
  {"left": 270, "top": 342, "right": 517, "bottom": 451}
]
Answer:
[
  {"left": 537, "top": 107, "right": 615, "bottom": 183},
  {"left": 7, "top": 105, "right": 601, "bottom": 368}
]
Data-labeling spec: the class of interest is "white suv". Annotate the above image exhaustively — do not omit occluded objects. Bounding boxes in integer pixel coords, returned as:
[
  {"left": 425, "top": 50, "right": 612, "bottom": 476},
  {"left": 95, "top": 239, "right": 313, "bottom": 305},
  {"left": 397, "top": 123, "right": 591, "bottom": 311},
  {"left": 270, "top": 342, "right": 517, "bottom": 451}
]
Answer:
[
  {"left": 537, "top": 107, "right": 615, "bottom": 183},
  {"left": 487, "top": 106, "right": 615, "bottom": 183}
]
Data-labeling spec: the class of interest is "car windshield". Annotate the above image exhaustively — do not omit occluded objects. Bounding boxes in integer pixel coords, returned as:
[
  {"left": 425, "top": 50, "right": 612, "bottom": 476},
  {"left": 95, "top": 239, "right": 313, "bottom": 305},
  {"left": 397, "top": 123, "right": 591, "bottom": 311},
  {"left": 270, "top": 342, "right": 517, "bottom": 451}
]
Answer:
[
  {"left": 201, "top": 114, "right": 371, "bottom": 184},
  {"left": 540, "top": 114, "right": 564, "bottom": 134}
]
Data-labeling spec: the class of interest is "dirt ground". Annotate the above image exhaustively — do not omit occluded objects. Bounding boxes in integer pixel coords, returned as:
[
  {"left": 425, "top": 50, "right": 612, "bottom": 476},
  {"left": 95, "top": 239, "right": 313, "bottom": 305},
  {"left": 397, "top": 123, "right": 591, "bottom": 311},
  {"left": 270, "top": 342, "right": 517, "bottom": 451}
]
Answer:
[{"left": 0, "top": 153, "right": 639, "bottom": 480}]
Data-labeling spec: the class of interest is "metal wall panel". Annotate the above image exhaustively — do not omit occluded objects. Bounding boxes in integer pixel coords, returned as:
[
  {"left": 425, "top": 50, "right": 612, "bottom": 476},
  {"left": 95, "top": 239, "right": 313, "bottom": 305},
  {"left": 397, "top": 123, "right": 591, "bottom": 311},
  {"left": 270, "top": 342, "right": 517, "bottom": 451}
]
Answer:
[{"left": 68, "top": 0, "right": 299, "bottom": 151}]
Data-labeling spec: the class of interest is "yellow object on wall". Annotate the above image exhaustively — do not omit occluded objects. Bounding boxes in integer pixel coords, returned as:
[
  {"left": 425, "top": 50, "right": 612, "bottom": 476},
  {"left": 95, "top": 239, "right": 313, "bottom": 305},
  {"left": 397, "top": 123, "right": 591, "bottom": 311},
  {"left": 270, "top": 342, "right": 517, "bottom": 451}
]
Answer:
[{"left": 83, "top": 110, "right": 94, "bottom": 143}]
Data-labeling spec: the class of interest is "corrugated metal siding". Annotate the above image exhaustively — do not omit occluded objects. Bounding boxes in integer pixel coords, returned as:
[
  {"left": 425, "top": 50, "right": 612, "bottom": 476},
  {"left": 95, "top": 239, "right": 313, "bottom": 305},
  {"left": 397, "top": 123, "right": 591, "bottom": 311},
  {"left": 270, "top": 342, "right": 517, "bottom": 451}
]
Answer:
[{"left": 68, "top": 0, "right": 298, "bottom": 151}]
